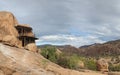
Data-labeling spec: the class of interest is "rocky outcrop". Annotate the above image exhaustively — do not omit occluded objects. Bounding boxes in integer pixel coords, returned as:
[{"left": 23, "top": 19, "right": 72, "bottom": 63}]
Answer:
[
  {"left": 96, "top": 58, "right": 109, "bottom": 72},
  {"left": 0, "top": 11, "right": 20, "bottom": 47},
  {"left": 0, "top": 43, "right": 55, "bottom": 75},
  {"left": 77, "top": 61, "right": 84, "bottom": 68},
  {"left": 0, "top": 11, "right": 18, "bottom": 35},
  {"left": 25, "top": 43, "right": 37, "bottom": 52},
  {"left": 2, "top": 35, "right": 21, "bottom": 47},
  {"left": 0, "top": 43, "right": 106, "bottom": 75},
  {"left": 0, "top": 11, "right": 37, "bottom": 52}
]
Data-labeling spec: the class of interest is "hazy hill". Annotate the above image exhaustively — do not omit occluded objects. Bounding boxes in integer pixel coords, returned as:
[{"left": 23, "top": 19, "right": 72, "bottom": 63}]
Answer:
[
  {"left": 38, "top": 39, "right": 120, "bottom": 57},
  {"left": 79, "top": 39, "right": 120, "bottom": 57},
  {"left": 38, "top": 45, "right": 80, "bottom": 56}
]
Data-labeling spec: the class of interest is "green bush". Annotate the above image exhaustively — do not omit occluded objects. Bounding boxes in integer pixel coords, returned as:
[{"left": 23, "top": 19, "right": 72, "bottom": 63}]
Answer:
[
  {"left": 58, "top": 54, "right": 79, "bottom": 69},
  {"left": 67, "top": 54, "right": 79, "bottom": 69},
  {"left": 109, "top": 64, "right": 120, "bottom": 71},
  {"left": 41, "top": 46, "right": 58, "bottom": 63},
  {"left": 57, "top": 54, "right": 68, "bottom": 68},
  {"left": 84, "top": 58, "right": 97, "bottom": 71}
]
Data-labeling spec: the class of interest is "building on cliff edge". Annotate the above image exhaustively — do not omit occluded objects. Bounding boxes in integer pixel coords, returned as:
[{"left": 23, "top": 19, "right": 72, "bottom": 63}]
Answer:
[{"left": 0, "top": 11, "right": 38, "bottom": 52}]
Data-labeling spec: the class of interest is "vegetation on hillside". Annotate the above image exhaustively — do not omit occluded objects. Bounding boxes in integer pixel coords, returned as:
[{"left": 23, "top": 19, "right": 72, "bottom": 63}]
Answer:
[
  {"left": 57, "top": 54, "right": 80, "bottom": 69},
  {"left": 40, "top": 45, "right": 120, "bottom": 72},
  {"left": 41, "top": 46, "right": 58, "bottom": 63},
  {"left": 40, "top": 46, "right": 98, "bottom": 71},
  {"left": 84, "top": 58, "right": 97, "bottom": 70},
  {"left": 109, "top": 64, "right": 120, "bottom": 71}
]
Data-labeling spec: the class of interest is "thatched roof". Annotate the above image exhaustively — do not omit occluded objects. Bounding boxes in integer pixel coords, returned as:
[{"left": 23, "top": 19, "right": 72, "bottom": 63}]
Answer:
[{"left": 15, "top": 24, "right": 32, "bottom": 30}]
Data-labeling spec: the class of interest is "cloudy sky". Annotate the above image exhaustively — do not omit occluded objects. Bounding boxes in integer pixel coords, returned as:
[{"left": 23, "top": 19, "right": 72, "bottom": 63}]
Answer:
[{"left": 1, "top": 0, "right": 120, "bottom": 47}]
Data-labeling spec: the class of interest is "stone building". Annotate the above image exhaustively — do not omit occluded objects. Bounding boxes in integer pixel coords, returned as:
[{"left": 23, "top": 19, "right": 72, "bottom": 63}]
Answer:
[{"left": 0, "top": 11, "right": 38, "bottom": 52}]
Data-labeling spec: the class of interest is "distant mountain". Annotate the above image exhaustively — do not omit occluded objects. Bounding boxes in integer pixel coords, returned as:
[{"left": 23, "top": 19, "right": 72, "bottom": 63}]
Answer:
[
  {"left": 79, "top": 39, "right": 120, "bottom": 56},
  {"left": 37, "top": 39, "right": 120, "bottom": 57},
  {"left": 38, "top": 45, "right": 80, "bottom": 55},
  {"left": 37, "top": 44, "right": 54, "bottom": 48},
  {"left": 79, "top": 43, "right": 101, "bottom": 48},
  {"left": 56, "top": 45, "right": 80, "bottom": 56}
]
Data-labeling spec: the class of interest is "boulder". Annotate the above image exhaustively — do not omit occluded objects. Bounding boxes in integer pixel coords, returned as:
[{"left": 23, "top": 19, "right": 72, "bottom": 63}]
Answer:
[
  {"left": 0, "top": 11, "right": 21, "bottom": 47},
  {"left": 25, "top": 43, "right": 37, "bottom": 52},
  {"left": 96, "top": 58, "right": 109, "bottom": 72},
  {"left": 77, "top": 61, "right": 84, "bottom": 68},
  {"left": 0, "top": 11, "right": 18, "bottom": 36},
  {"left": 2, "top": 35, "right": 21, "bottom": 47}
]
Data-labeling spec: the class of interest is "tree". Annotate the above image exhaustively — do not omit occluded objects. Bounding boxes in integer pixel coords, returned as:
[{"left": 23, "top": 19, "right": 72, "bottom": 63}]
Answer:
[
  {"left": 58, "top": 54, "right": 79, "bottom": 69},
  {"left": 41, "top": 46, "right": 58, "bottom": 63}
]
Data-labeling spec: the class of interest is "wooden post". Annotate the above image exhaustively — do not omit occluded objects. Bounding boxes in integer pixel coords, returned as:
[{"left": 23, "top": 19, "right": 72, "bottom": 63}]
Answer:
[
  {"left": 24, "top": 37, "right": 25, "bottom": 46},
  {"left": 28, "top": 38, "right": 30, "bottom": 43},
  {"left": 22, "top": 28, "right": 23, "bottom": 36}
]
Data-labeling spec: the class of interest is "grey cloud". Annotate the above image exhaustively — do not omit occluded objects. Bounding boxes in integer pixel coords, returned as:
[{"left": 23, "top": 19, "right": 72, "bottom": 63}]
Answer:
[
  {"left": 38, "top": 34, "right": 105, "bottom": 47},
  {"left": 0, "top": 0, "right": 120, "bottom": 46},
  {"left": 0, "top": 0, "right": 72, "bottom": 36}
]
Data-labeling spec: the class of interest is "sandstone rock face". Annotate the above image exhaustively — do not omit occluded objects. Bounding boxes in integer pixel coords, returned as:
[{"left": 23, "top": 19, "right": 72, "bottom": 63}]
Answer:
[
  {"left": 0, "top": 11, "right": 20, "bottom": 47},
  {"left": 0, "top": 11, "right": 18, "bottom": 35},
  {"left": 0, "top": 43, "right": 106, "bottom": 75},
  {"left": 96, "top": 58, "right": 109, "bottom": 72},
  {"left": 0, "top": 43, "right": 54, "bottom": 75},
  {"left": 2, "top": 35, "right": 21, "bottom": 47}
]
